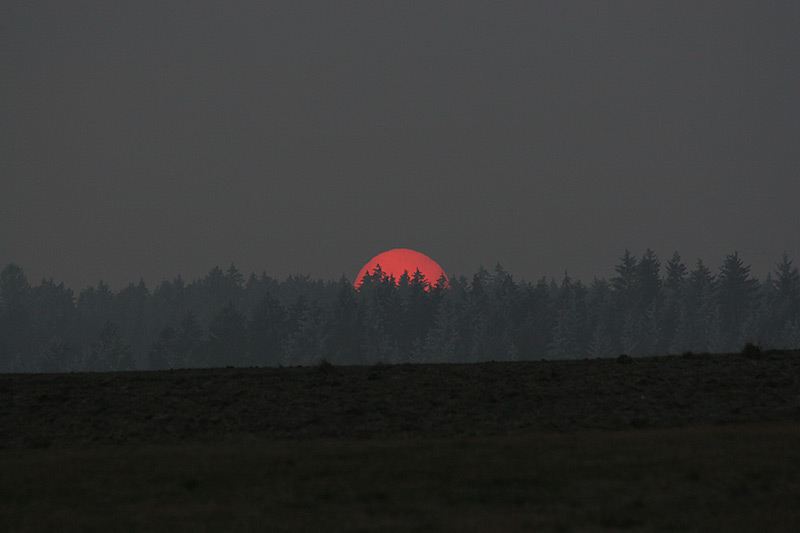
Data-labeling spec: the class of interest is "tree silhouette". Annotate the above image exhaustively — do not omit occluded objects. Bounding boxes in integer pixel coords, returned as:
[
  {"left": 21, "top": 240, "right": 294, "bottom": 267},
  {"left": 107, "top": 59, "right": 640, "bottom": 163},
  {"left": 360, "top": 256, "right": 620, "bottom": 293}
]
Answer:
[
  {"left": 86, "top": 321, "right": 133, "bottom": 371},
  {"left": 206, "top": 303, "right": 247, "bottom": 367},
  {"left": 0, "top": 264, "right": 31, "bottom": 371},
  {"left": 249, "top": 293, "right": 288, "bottom": 366},
  {"left": 2, "top": 250, "right": 799, "bottom": 371},
  {"left": 148, "top": 326, "right": 177, "bottom": 370},
  {"left": 716, "top": 252, "right": 759, "bottom": 350},
  {"left": 325, "top": 277, "right": 362, "bottom": 364}
]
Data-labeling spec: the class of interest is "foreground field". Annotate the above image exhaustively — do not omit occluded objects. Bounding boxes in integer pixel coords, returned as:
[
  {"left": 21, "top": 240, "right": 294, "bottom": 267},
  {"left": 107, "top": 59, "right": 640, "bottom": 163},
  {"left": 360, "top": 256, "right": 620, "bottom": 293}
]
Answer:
[
  {"left": 2, "top": 352, "right": 800, "bottom": 531},
  {"left": 2, "top": 424, "right": 800, "bottom": 531}
]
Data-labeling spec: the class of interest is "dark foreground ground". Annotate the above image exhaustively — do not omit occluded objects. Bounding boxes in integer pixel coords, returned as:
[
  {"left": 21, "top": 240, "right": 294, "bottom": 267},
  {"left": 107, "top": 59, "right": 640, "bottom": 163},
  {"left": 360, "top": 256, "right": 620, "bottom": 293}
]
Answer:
[{"left": 2, "top": 351, "right": 800, "bottom": 531}]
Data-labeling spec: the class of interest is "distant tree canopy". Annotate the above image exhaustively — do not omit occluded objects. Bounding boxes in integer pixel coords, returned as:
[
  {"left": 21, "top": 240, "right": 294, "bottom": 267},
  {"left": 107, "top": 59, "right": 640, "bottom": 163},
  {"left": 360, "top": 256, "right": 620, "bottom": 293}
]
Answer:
[{"left": 1, "top": 252, "right": 799, "bottom": 372}]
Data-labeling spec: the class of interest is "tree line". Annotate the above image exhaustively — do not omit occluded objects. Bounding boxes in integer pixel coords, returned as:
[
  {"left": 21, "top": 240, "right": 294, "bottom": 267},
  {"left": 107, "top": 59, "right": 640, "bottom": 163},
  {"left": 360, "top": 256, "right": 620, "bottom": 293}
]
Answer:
[{"left": 1, "top": 250, "right": 798, "bottom": 372}]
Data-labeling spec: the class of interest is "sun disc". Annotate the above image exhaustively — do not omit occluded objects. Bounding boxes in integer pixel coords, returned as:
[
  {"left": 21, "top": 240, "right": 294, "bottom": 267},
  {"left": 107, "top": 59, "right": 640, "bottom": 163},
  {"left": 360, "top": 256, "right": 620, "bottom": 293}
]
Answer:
[{"left": 355, "top": 248, "right": 448, "bottom": 289}]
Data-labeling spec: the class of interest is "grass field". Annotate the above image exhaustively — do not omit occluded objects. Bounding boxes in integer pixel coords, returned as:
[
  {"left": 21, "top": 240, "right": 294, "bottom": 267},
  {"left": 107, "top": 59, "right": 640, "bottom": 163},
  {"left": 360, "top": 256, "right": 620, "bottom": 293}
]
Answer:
[
  {"left": 2, "top": 353, "right": 800, "bottom": 531},
  {"left": 2, "top": 423, "right": 800, "bottom": 531}
]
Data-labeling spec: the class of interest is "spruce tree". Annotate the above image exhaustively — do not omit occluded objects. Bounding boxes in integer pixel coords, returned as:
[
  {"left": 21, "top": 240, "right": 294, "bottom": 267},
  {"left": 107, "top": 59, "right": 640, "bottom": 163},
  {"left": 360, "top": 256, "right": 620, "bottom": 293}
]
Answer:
[
  {"left": 206, "top": 303, "right": 247, "bottom": 367},
  {"left": 716, "top": 252, "right": 759, "bottom": 350},
  {"left": 661, "top": 252, "right": 687, "bottom": 352},
  {"left": 771, "top": 253, "right": 800, "bottom": 346},
  {"left": 248, "top": 292, "right": 287, "bottom": 366},
  {"left": 86, "top": 321, "right": 134, "bottom": 371}
]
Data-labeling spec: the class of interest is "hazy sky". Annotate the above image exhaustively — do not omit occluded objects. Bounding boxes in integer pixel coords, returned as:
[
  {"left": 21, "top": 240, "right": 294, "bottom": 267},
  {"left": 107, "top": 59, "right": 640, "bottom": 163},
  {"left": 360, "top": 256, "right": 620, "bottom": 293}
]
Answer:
[{"left": 2, "top": 2, "right": 799, "bottom": 289}]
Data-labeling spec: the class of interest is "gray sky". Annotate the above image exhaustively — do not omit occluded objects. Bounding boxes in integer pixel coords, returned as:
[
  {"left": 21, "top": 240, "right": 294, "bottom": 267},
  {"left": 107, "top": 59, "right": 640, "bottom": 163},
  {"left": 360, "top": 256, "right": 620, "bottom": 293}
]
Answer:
[{"left": 2, "top": 2, "right": 799, "bottom": 289}]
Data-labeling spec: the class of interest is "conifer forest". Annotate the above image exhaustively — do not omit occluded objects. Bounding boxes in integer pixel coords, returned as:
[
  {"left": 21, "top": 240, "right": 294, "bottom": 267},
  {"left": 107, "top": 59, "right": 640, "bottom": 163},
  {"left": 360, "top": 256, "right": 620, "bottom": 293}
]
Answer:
[{"left": 1, "top": 250, "right": 799, "bottom": 373}]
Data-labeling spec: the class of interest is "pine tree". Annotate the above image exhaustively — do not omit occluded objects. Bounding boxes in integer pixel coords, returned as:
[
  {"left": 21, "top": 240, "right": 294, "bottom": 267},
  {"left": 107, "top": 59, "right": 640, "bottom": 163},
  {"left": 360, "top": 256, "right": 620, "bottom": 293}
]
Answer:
[
  {"left": 199, "top": 266, "right": 240, "bottom": 321},
  {"left": 28, "top": 279, "right": 78, "bottom": 348},
  {"left": 324, "top": 277, "right": 362, "bottom": 364},
  {"left": 358, "top": 269, "right": 399, "bottom": 363},
  {"left": 206, "top": 303, "right": 247, "bottom": 367},
  {"left": 113, "top": 279, "right": 152, "bottom": 368},
  {"left": 637, "top": 248, "right": 662, "bottom": 310},
  {"left": 514, "top": 278, "right": 553, "bottom": 359},
  {"left": 77, "top": 281, "right": 114, "bottom": 346},
  {"left": 774, "top": 253, "right": 800, "bottom": 305},
  {"left": 248, "top": 292, "right": 287, "bottom": 366},
  {"left": 778, "top": 319, "right": 800, "bottom": 350},
  {"left": 612, "top": 250, "right": 638, "bottom": 313},
  {"left": 148, "top": 326, "right": 177, "bottom": 370},
  {"left": 716, "top": 252, "right": 759, "bottom": 351},
  {"left": 638, "top": 300, "right": 662, "bottom": 356},
  {"left": 619, "top": 249, "right": 663, "bottom": 356},
  {"left": 468, "top": 313, "right": 491, "bottom": 363},
  {"left": 661, "top": 252, "right": 687, "bottom": 353},
  {"left": 585, "top": 278, "right": 616, "bottom": 358},
  {"left": 671, "top": 259, "right": 715, "bottom": 353},
  {"left": 547, "top": 272, "right": 589, "bottom": 359},
  {"left": 737, "top": 281, "right": 773, "bottom": 349},
  {"left": 0, "top": 265, "right": 32, "bottom": 371},
  {"left": 37, "top": 339, "right": 76, "bottom": 373},
  {"left": 587, "top": 321, "right": 616, "bottom": 358},
  {"left": 481, "top": 263, "right": 520, "bottom": 360},
  {"left": 175, "top": 312, "right": 204, "bottom": 368},
  {"left": 397, "top": 268, "right": 435, "bottom": 355},
  {"left": 770, "top": 253, "right": 800, "bottom": 346},
  {"left": 86, "top": 321, "right": 134, "bottom": 371},
  {"left": 152, "top": 275, "right": 188, "bottom": 329},
  {"left": 548, "top": 306, "right": 580, "bottom": 359},
  {"left": 282, "top": 302, "right": 328, "bottom": 366},
  {"left": 703, "top": 304, "right": 726, "bottom": 353},
  {"left": 619, "top": 310, "right": 640, "bottom": 356},
  {"left": 422, "top": 292, "right": 460, "bottom": 363},
  {"left": 465, "top": 267, "right": 492, "bottom": 361}
]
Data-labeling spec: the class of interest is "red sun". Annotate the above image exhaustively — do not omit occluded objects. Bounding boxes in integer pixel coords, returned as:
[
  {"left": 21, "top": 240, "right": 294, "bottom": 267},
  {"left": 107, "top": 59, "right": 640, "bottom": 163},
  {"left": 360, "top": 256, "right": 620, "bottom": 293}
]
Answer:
[{"left": 355, "top": 248, "right": 448, "bottom": 289}]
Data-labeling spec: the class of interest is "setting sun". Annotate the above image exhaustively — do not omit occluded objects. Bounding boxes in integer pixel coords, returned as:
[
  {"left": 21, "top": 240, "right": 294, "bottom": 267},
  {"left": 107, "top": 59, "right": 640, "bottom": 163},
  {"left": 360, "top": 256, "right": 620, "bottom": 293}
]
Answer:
[{"left": 355, "top": 248, "right": 448, "bottom": 289}]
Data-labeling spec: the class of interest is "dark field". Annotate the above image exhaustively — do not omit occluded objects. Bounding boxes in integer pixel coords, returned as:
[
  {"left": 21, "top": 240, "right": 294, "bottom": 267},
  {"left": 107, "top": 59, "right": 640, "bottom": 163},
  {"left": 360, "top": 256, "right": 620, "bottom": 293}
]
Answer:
[{"left": 2, "top": 352, "right": 800, "bottom": 531}]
